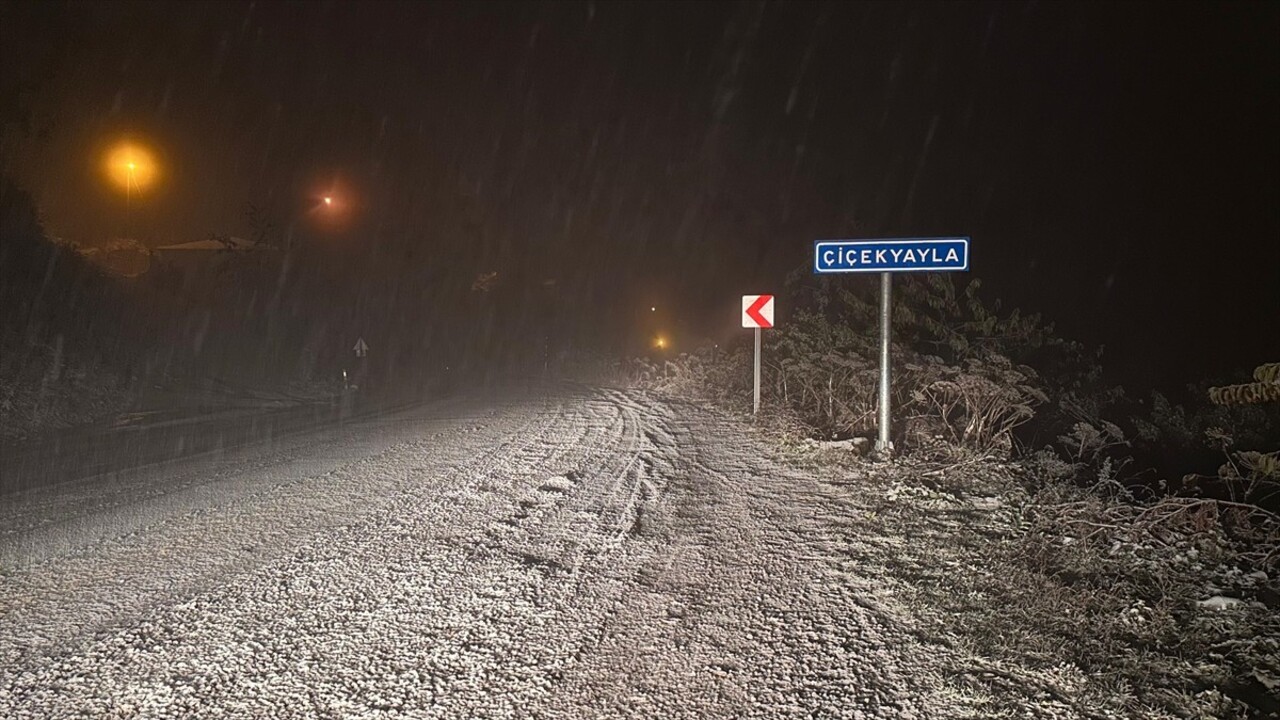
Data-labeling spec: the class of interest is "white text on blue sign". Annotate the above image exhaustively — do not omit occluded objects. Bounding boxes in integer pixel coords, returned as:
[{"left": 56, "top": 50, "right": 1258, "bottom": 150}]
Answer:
[{"left": 813, "top": 237, "right": 970, "bottom": 274}]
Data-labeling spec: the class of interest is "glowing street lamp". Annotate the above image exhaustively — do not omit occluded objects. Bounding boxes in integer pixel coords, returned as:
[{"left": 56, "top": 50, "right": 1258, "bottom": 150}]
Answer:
[
  {"left": 104, "top": 142, "right": 157, "bottom": 196},
  {"left": 313, "top": 193, "right": 339, "bottom": 213},
  {"left": 104, "top": 141, "right": 157, "bottom": 239}
]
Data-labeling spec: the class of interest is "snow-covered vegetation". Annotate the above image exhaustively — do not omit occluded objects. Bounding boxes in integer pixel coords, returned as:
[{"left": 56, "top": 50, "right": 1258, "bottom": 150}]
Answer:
[{"left": 627, "top": 275, "right": 1280, "bottom": 717}]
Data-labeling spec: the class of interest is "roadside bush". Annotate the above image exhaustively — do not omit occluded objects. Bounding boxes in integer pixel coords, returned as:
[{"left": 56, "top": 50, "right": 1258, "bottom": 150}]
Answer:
[
  {"left": 908, "top": 354, "right": 1046, "bottom": 452},
  {"left": 768, "top": 309, "right": 879, "bottom": 435},
  {"left": 635, "top": 274, "right": 1060, "bottom": 455},
  {"left": 1114, "top": 364, "right": 1280, "bottom": 510}
]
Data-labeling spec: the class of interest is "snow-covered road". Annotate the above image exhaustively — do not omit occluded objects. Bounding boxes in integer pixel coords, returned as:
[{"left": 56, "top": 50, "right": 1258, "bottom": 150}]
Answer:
[{"left": 0, "top": 386, "right": 966, "bottom": 719}]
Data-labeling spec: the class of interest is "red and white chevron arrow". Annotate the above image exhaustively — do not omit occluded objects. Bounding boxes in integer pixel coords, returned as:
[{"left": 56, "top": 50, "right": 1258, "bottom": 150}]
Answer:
[{"left": 741, "top": 294, "right": 775, "bottom": 328}]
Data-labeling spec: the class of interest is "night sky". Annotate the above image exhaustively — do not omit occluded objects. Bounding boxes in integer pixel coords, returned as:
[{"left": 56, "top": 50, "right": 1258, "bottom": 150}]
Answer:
[{"left": 2, "top": 0, "right": 1277, "bottom": 391}]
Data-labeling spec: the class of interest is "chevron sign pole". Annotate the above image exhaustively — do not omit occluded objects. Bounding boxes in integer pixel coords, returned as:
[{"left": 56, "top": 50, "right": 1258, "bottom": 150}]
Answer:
[{"left": 742, "top": 295, "right": 775, "bottom": 415}]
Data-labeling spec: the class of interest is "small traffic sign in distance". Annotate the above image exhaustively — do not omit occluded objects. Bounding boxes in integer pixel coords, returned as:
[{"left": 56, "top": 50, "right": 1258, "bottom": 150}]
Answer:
[{"left": 742, "top": 294, "right": 775, "bottom": 328}]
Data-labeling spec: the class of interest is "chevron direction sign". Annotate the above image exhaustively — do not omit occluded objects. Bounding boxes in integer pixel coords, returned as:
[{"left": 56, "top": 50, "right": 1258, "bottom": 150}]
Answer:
[
  {"left": 742, "top": 294, "right": 775, "bottom": 416},
  {"left": 741, "top": 294, "right": 775, "bottom": 329}
]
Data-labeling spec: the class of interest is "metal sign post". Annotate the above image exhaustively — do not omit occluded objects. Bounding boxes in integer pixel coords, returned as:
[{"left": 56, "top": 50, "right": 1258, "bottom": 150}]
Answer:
[
  {"left": 742, "top": 294, "right": 776, "bottom": 416},
  {"left": 813, "top": 237, "right": 970, "bottom": 456},
  {"left": 754, "top": 326, "right": 762, "bottom": 415},
  {"left": 878, "top": 272, "right": 892, "bottom": 453}
]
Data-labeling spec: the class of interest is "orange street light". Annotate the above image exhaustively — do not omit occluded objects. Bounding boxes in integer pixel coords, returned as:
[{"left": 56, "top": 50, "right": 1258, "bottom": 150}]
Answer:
[
  {"left": 104, "top": 141, "right": 157, "bottom": 239},
  {"left": 104, "top": 141, "right": 158, "bottom": 195}
]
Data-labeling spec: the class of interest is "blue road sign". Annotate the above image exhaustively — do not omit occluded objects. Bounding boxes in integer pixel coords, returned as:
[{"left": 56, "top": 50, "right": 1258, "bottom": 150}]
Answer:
[{"left": 813, "top": 237, "right": 970, "bottom": 274}]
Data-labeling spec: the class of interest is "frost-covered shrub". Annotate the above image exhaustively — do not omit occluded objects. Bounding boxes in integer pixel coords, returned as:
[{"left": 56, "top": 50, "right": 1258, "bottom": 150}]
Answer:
[
  {"left": 1181, "top": 362, "right": 1280, "bottom": 508},
  {"left": 909, "top": 354, "right": 1047, "bottom": 453},
  {"left": 640, "top": 278, "right": 1056, "bottom": 454}
]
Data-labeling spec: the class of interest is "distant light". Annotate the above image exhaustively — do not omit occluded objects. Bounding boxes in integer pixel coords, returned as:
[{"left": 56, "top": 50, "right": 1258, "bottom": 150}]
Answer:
[
  {"left": 323, "top": 196, "right": 333, "bottom": 206},
  {"left": 654, "top": 336, "right": 668, "bottom": 350},
  {"left": 650, "top": 306, "right": 656, "bottom": 312},
  {"left": 104, "top": 141, "right": 158, "bottom": 193}
]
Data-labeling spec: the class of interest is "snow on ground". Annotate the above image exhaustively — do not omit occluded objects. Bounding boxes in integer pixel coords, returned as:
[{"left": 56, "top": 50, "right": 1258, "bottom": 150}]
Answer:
[{"left": 2, "top": 385, "right": 1101, "bottom": 718}]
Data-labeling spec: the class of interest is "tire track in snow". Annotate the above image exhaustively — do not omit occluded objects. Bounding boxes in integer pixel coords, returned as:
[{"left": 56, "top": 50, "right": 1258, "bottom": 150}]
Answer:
[{"left": 534, "top": 399, "right": 962, "bottom": 719}]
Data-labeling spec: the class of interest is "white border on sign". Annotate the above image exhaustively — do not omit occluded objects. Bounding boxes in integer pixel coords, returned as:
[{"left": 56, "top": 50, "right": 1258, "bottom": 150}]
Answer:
[{"left": 812, "top": 237, "right": 970, "bottom": 274}]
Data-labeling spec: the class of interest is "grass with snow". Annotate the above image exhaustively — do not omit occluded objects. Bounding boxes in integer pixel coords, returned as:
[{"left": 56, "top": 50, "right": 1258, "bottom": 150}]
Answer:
[{"left": 784, "top": 438, "right": 1280, "bottom": 718}]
